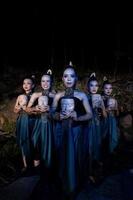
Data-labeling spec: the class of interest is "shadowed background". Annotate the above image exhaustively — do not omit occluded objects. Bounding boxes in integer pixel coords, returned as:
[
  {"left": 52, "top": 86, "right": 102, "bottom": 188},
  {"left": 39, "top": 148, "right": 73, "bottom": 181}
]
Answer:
[{"left": 2, "top": 4, "right": 133, "bottom": 75}]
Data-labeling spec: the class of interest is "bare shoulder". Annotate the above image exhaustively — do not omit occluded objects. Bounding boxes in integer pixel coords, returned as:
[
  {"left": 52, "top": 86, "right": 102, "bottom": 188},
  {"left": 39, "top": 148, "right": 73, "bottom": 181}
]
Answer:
[
  {"left": 19, "top": 94, "right": 26, "bottom": 97},
  {"left": 31, "top": 92, "right": 42, "bottom": 99},
  {"left": 17, "top": 94, "right": 26, "bottom": 101},
  {"left": 52, "top": 91, "right": 64, "bottom": 109},
  {"left": 49, "top": 91, "right": 56, "bottom": 98},
  {"left": 74, "top": 90, "right": 88, "bottom": 100},
  {"left": 54, "top": 91, "right": 64, "bottom": 100}
]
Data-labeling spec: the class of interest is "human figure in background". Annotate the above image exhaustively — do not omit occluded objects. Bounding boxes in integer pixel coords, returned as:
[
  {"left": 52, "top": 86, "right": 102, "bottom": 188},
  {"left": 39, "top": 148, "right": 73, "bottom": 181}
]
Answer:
[
  {"left": 14, "top": 76, "right": 36, "bottom": 171},
  {"left": 85, "top": 73, "right": 107, "bottom": 183},
  {"left": 27, "top": 69, "right": 56, "bottom": 177},
  {"left": 101, "top": 77, "right": 119, "bottom": 159}
]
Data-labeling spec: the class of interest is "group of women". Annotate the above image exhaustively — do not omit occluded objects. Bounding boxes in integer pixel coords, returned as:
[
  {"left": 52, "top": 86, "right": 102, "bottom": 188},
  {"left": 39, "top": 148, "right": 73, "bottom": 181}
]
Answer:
[{"left": 14, "top": 63, "right": 119, "bottom": 197}]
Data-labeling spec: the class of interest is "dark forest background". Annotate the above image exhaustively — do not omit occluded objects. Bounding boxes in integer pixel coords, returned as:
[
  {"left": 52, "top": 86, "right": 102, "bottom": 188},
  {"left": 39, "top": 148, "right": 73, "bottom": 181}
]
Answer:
[{"left": 2, "top": 4, "right": 133, "bottom": 75}]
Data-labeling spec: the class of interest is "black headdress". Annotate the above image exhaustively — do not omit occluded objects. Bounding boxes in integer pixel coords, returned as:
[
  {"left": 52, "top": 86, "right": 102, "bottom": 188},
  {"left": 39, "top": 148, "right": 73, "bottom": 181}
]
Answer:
[
  {"left": 42, "top": 69, "right": 53, "bottom": 83},
  {"left": 64, "top": 61, "right": 74, "bottom": 70},
  {"left": 87, "top": 72, "right": 97, "bottom": 86},
  {"left": 66, "top": 61, "right": 73, "bottom": 68},
  {"left": 23, "top": 74, "right": 36, "bottom": 84},
  {"left": 102, "top": 76, "right": 111, "bottom": 88}
]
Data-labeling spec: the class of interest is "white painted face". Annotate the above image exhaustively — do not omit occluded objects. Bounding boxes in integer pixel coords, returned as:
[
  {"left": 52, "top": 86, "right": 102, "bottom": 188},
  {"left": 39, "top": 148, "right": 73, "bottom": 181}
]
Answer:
[
  {"left": 104, "top": 84, "right": 112, "bottom": 96},
  {"left": 23, "top": 79, "right": 34, "bottom": 93},
  {"left": 41, "top": 75, "right": 51, "bottom": 90},
  {"left": 61, "top": 98, "right": 75, "bottom": 114},
  {"left": 89, "top": 80, "right": 99, "bottom": 94},
  {"left": 62, "top": 68, "right": 76, "bottom": 88}
]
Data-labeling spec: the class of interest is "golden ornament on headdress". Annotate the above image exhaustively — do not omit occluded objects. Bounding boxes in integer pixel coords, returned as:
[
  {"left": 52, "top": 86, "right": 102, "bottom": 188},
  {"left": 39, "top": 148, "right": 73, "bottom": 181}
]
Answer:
[
  {"left": 90, "top": 72, "right": 96, "bottom": 78},
  {"left": 31, "top": 74, "right": 35, "bottom": 79},
  {"left": 103, "top": 76, "right": 107, "bottom": 81},
  {"left": 69, "top": 61, "right": 73, "bottom": 67},
  {"left": 47, "top": 69, "right": 52, "bottom": 75}
]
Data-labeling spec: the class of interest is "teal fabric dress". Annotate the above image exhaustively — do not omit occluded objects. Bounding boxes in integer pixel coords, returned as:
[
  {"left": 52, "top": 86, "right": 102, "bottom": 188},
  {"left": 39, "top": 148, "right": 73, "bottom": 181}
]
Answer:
[
  {"left": 16, "top": 111, "right": 30, "bottom": 157},
  {"left": 85, "top": 94, "right": 103, "bottom": 161},
  {"left": 32, "top": 97, "right": 54, "bottom": 168},
  {"left": 102, "top": 95, "right": 119, "bottom": 153},
  {"left": 54, "top": 90, "right": 85, "bottom": 194},
  {"left": 16, "top": 93, "right": 36, "bottom": 159}
]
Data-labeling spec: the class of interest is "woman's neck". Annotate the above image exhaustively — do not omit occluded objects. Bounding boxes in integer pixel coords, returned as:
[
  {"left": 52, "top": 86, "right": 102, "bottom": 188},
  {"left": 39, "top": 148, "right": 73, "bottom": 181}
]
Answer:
[
  {"left": 25, "top": 90, "right": 32, "bottom": 94},
  {"left": 42, "top": 89, "right": 50, "bottom": 96},
  {"left": 65, "top": 87, "right": 74, "bottom": 97},
  {"left": 104, "top": 93, "right": 111, "bottom": 97},
  {"left": 90, "top": 93, "right": 98, "bottom": 95}
]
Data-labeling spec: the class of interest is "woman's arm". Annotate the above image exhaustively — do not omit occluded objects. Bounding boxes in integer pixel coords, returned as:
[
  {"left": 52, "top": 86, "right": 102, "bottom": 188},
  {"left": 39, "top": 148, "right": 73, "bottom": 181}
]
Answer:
[
  {"left": 51, "top": 93, "right": 61, "bottom": 120},
  {"left": 14, "top": 96, "right": 21, "bottom": 114},
  {"left": 51, "top": 92, "right": 65, "bottom": 120},
  {"left": 73, "top": 92, "right": 92, "bottom": 121},
  {"left": 26, "top": 93, "right": 41, "bottom": 113},
  {"left": 101, "top": 99, "right": 107, "bottom": 118}
]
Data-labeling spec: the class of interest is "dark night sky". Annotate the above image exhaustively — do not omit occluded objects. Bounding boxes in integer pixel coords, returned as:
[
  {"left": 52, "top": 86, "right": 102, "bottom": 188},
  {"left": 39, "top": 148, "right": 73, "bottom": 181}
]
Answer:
[{"left": 2, "top": 4, "right": 133, "bottom": 73}]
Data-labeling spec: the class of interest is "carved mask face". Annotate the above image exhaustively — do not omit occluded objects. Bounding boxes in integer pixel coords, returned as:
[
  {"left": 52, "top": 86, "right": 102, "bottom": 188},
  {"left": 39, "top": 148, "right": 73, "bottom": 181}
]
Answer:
[
  {"left": 92, "top": 94, "right": 102, "bottom": 108},
  {"left": 107, "top": 98, "right": 116, "bottom": 109},
  {"left": 61, "top": 98, "right": 75, "bottom": 114},
  {"left": 38, "top": 95, "right": 48, "bottom": 107},
  {"left": 19, "top": 95, "right": 28, "bottom": 106}
]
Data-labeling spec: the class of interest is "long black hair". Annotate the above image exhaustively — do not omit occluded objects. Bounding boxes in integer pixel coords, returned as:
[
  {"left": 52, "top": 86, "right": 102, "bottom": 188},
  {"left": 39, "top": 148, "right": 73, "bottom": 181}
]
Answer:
[
  {"left": 87, "top": 72, "right": 98, "bottom": 88},
  {"left": 102, "top": 76, "right": 111, "bottom": 88}
]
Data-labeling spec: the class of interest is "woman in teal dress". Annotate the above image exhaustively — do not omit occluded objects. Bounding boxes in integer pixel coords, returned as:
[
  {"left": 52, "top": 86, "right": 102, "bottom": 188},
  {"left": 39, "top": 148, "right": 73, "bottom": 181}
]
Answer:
[
  {"left": 101, "top": 78, "right": 119, "bottom": 158},
  {"left": 85, "top": 73, "right": 107, "bottom": 182},
  {"left": 14, "top": 76, "right": 36, "bottom": 170},
  {"left": 27, "top": 70, "right": 56, "bottom": 169},
  {"left": 52, "top": 62, "right": 92, "bottom": 196}
]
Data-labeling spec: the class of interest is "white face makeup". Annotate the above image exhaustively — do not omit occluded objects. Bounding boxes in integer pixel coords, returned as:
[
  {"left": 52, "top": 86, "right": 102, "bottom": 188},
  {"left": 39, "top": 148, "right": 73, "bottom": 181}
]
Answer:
[
  {"left": 62, "top": 68, "right": 77, "bottom": 88},
  {"left": 61, "top": 98, "right": 75, "bottom": 115},
  {"left": 104, "top": 84, "right": 112, "bottom": 96},
  {"left": 41, "top": 75, "right": 51, "bottom": 90},
  {"left": 38, "top": 96, "right": 48, "bottom": 108},
  {"left": 89, "top": 80, "right": 99, "bottom": 94},
  {"left": 23, "top": 79, "right": 34, "bottom": 93}
]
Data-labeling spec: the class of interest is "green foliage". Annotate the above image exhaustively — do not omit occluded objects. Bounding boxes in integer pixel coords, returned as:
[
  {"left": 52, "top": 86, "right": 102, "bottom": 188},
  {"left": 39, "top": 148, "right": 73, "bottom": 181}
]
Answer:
[
  {"left": 3, "top": 120, "right": 16, "bottom": 134},
  {"left": 0, "top": 135, "right": 21, "bottom": 186}
]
